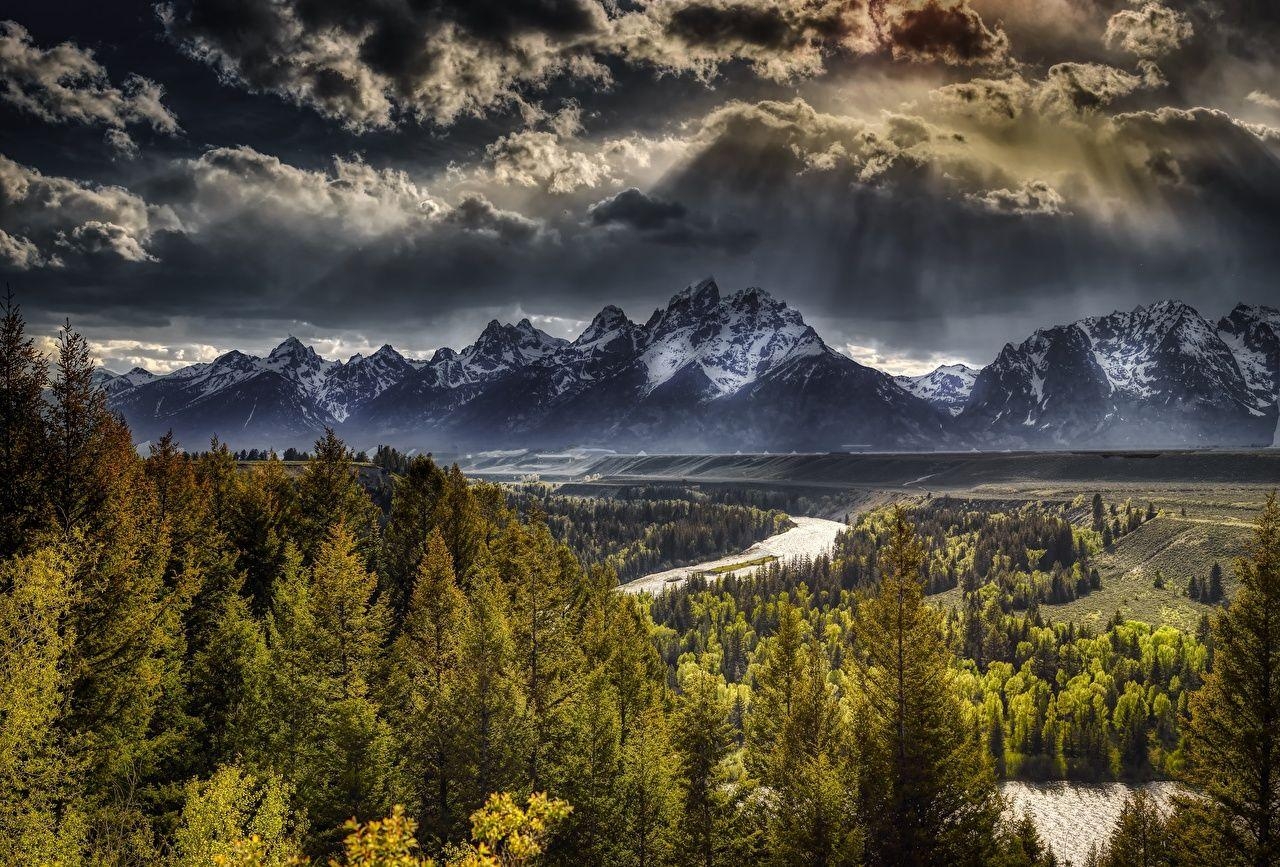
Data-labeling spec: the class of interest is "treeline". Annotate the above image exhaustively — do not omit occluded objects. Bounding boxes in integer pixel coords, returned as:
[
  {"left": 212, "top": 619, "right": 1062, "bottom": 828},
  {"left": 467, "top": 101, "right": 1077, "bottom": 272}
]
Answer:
[
  {"left": 506, "top": 485, "right": 791, "bottom": 584},
  {"left": 833, "top": 497, "right": 1108, "bottom": 604}
]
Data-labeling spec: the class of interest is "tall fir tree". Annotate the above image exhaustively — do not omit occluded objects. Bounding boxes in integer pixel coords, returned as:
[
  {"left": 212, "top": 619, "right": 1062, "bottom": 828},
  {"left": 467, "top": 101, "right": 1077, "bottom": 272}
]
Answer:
[
  {"left": 378, "top": 455, "right": 447, "bottom": 622},
  {"left": 1184, "top": 492, "right": 1280, "bottom": 866},
  {"left": 387, "top": 529, "right": 469, "bottom": 843},
  {"left": 853, "top": 507, "right": 1002, "bottom": 866},
  {"left": 265, "top": 525, "right": 393, "bottom": 850},
  {"left": 747, "top": 601, "right": 860, "bottom": 865},
  {"left": 0, "top": 291, "right": 50, "bottom": 557},
  {"left": 293, "top": 430, "right": 379, "bottom": 564},
  {"left": 672, "top": 665, "right": 747, "bottom": 867}
]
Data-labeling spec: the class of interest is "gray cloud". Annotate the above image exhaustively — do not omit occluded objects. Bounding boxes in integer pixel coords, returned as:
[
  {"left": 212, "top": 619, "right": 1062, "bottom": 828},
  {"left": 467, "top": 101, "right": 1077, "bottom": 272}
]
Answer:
[
  {"left": 0, "top": 153, "right": 168, "bottom": 268},
  {"left": 157, "top": 0, "right": 1011, "bottom": 132},
  {"left": 0, "top": 21, "right": 179, "bottom": 132},
  {"left": 882, "top": 0, "right": 1011, "bottom": 66},
  {"left": 588, "top": 187, "right": 688, "bottom": 229},
  {"left": 444, "top": 193, "right": 547, "bottom": 243}
]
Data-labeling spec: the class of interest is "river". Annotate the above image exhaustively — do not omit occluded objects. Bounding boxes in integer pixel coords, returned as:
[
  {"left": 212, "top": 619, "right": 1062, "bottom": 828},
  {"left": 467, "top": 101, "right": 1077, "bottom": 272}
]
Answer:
[
  {"left": 1001, "top": 780, "right": 1182, "bottom": 865},
  {"left": 619, "top": 516, "right": 846, "bottom": 595}
]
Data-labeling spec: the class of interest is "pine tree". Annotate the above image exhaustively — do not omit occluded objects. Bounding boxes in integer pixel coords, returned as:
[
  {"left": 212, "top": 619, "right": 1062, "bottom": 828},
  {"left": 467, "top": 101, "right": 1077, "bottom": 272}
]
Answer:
[
  {"left": 747, "top": 601, "right": 860, "bottom": 864},
  {"left": 1092, "top": 494, "right": 1105, "bottom": 532},
  {"left": 387, "top": 529, "right": 469, "bottom": 842},
  {"left": 0, "top": 290, "right": 50, "bottom": 557},
  {"left": 293, "top": 429, "right": 379, "bottom": 564},
  {"left": 265, "top": 525, "right": 393, "bottom": 847},
  {"left": 1184, "top": 492, "right": 1280, "bottom": 866},
  {"left": 1096, "top": 790, "right": 1170, "bottom": 867},
  {"left": 228, "top": 454, "right": 298, "bottom": 614},
  {"left": 618, "top": 704, "right": 676, "bottom": 867},
  {"left": 378, "top": 456, "right": 447, "bottom": 622},
  {"left": 453, "top": 554, "right": 523, "bottom": 813},
  {"left": 188, "top": 588, "right": 273, "bottom": 771},
  {"left": 1208, "top": 562, "right": 1225, "bottom": 604},
  {"left": 497, "top": 518, "right": 589, "bottom": 790},
  {"left": 853, "top": 506, "right": 1002, "bottom": 866},
  {"left": 672, "top": 666, "right": 744, "bottom": 867}
]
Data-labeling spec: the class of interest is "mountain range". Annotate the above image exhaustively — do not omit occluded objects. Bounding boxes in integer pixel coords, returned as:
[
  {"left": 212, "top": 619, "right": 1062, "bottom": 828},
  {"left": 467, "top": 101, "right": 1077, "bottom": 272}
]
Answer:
[{"left": 96, "top": 280, "right": 1280, "bottom": 452}]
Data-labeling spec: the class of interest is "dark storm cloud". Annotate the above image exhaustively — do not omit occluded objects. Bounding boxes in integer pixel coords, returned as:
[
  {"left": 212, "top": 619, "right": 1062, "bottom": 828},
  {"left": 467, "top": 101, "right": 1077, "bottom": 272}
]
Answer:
[
  {"left": 157, "top": 0, "right": 1012, "bottom": 131},
  {"left": 586, "top": 186, "right": 757, "bottom": 250},
  {"left": 588, "top": 187, "right": 687, "bottom": 229},
  {"left": 158, "top": 0, "right": 613, "bottom": 130},
  {"left": 445, "top": 193, "right": 547, "bottom": 243},
  {"left": 882, "top": 0, "right": 1010, "bottom": 66}
]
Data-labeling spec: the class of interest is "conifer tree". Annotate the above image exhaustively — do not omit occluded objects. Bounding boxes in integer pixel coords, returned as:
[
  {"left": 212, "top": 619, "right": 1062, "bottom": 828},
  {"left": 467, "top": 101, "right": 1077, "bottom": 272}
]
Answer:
[
  {"left": 388, "top": 530, "right": 470, "bottom": 842},
  {"left": 265, "top": 525, "right": 393, "bottom": 846},
  {"left": 0, "top": 544, "right": 86, "bottom": 863},
  {"left": 496, "top": 518, "right": 589, "bottom": 790},
  {"left": 228, "top": 454, "right": 298, "bottom": 614},
  {"left": 1208, "top": 562, "right": 1225, "bottom": 604},
  {"left": 853, "top": 507, "right": 1001, "bottom": 866},
  {"left": 378, "top": 455, "right": 447, "bottom": 621},
  {"left": 747, "top": 601, "right": 860, "bottom": 864},
  {"left": 1184, "top": 492, "right": 1280, "bottom": 866},
  {"left": 0, "top": 290, "right": 50, "bottom": 557},
  {"left": 294, "top": 429, "right": 379, "bottom": 563},
  {"left": 1095, "top": 790, "right": 1170, "bottom": 867},
  {"left": 617, "top": 704, "right": 676, "bottom": 867},
  {"left": 672, "top": 666, "right": 745, "bottom": 867},
  {"left": 454, "top": 554, "right": 524, "bottom": 813}
]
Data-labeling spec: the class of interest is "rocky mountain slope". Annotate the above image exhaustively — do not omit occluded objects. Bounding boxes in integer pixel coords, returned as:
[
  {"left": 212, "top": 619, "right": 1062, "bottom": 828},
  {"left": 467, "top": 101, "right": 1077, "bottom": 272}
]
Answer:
[
  {"left": 894, "top": 365, "right": 978, "bottom": 417},
  {"left": 101, "top": 287, "right": 1280, "bottom": 451}
]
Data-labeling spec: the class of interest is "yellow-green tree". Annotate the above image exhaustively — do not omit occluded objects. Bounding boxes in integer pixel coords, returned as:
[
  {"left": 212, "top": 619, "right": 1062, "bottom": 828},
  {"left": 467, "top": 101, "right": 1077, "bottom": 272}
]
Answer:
[
  {"left": 0, "top": 543, "right": 86, "bottom": 863},
  {"left": 266, "top": 524, "right": 394, "bottom": 846},
  {"left": 172, "top": 763, "right": 301, "bottom": 866}
]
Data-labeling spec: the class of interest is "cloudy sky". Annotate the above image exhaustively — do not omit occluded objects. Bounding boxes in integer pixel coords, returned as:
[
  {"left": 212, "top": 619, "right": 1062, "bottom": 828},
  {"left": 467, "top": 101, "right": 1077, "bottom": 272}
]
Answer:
[{"left": 2, "top": 0, "right": 1278, "bottom": 374}]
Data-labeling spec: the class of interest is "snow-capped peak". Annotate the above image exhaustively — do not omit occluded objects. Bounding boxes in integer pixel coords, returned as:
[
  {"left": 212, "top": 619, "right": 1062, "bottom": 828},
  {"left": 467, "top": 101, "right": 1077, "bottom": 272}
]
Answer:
[
  {"left": 636, "top": 279, "right": 826, "bottom": 398},
  {"left": 894, "top": 364, "right": 978, "bottom": 416}
]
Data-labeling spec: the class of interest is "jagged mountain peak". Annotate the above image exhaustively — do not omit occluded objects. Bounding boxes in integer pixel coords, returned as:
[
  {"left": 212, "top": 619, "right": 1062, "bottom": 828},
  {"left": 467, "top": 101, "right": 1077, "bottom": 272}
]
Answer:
[
  {"left": 99, "top": 285, "right": 1280, "bottom": 451},
  {"left": 574, "top": 305, "right": 637, "bottom": 348},
  {"left": 267, "top": 335, "right": 317, "bottom": 360},
  {"left": 895, "top": 364, "right": 978, "bottom": 417}
]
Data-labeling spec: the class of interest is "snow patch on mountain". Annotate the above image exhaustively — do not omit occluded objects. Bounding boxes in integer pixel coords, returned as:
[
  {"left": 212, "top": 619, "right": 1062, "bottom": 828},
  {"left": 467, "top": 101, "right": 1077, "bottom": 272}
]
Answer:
[{"left": 895, "top": 364, "right": 978, "bottom": 416}]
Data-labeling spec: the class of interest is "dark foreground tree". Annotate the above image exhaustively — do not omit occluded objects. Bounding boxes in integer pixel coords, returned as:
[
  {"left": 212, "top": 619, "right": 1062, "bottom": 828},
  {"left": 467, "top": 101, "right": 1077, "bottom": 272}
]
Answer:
[
  {"left": 854, "top": 506, "right": 1002, "bottom": 866},
  {"left": 1184, "top": 492, "right": 1280, "bottom": 867}
]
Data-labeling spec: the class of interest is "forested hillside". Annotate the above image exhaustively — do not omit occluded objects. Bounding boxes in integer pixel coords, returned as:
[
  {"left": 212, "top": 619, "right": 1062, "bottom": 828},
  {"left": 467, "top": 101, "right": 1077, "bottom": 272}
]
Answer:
[
  {"left": 3, "top": 305, "right": 1280, "bottom": 866},
  {"left": 504, "top": 484, "right": 792, "bottom": 584}
]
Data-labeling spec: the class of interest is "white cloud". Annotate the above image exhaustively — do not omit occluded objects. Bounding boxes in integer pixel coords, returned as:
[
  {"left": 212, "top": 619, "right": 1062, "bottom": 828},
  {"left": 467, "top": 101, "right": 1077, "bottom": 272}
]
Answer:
[
  {"left": 1247, "top": 90, "right": 1280, "bottom": 111},
  {"left": 1103, "top": 3, "right": 1192, "bottom": 59},
  {"left": 89, "top": 338, "right": 223, "bottom": 373},
  {"left": 0, "top": 21, "right": 179, "bottom": 133},
  {"left": 840, "top": 341, "right": 977, "bottom": 376}
]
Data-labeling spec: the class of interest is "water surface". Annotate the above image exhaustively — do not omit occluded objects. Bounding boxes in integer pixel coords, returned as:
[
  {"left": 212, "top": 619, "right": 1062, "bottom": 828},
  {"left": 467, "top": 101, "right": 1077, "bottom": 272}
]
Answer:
[{"left": 1001, "top": 780, "right": 1182, "bottom": 866}]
